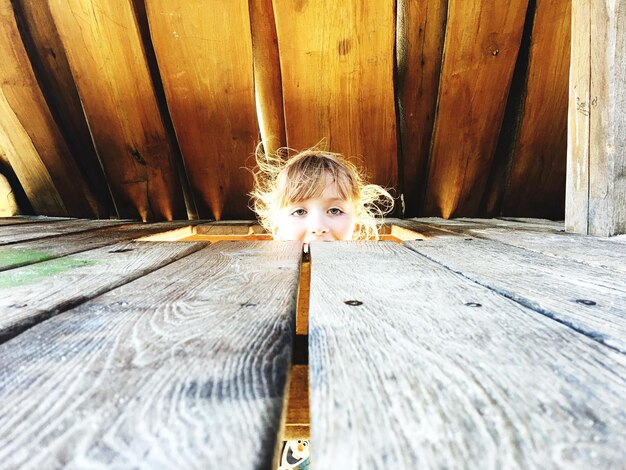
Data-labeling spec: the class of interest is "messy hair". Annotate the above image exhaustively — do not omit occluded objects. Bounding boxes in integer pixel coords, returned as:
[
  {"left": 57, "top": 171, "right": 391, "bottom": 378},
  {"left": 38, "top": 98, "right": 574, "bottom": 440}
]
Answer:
[{"left": 250, "top": 144, "right": 394, "bottom": 240}]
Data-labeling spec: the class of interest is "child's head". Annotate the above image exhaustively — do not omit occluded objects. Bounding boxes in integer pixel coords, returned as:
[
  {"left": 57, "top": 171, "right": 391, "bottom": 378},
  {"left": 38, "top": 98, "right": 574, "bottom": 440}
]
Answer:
[{"left": 250, "top": 145, "right": 393, "bottom": 242}]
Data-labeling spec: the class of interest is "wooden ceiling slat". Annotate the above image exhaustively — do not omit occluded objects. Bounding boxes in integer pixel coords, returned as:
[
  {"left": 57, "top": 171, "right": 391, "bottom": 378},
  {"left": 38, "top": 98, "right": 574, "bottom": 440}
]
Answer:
[
  {"left": 14, "top": 0, "right": 114, "bottom": 218},
  {"left": 273, "top": 0, "right": 398, "bottom": 190},
  {"left": 47, "top": 0, "right": 186, "bottom": 221},
  {"left": 424, "top": 1, "right": 529, "bottom": 218},
  {"left": 249, "top": 0, "right": 286, "bottom": 156},
  {"left": 0, "top": 0, "right": 97, "bottom": 217},
  {"left": 145, "top": 0, "right": 258, "bottom": 220},
  {"left": 500, "top": 0, "right": 570, "bottom": 219},
  {"left": 396, "top": 0, "right": 447, "bottom": 217}
]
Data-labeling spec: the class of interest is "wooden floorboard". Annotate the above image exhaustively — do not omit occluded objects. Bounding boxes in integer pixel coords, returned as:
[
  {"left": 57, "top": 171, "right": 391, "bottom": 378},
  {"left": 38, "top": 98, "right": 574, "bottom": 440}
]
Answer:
[
  {"left": 0, "top": 219, "right": 131, "bottom": 245},
  {"left": 405, "top": 237, "right": 626, "bottom": 353},
  {"left": 0, "top": 241, "right": 301, "bottom": 469},
  {"left": 307, "top": 241, "right": 626, "bottom": 468},
  {"left": 0, "top": 216, "right": 71, "bottom": 226},
  {"left": 0, "top": 221, "right": 196, "bottom": 272}
]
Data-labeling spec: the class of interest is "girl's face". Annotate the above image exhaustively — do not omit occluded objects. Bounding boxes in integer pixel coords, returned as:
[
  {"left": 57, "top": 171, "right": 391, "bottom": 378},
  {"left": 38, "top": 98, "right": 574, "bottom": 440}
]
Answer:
[{"left": 274, "top": 179, "right": 357, "bottom": 243}]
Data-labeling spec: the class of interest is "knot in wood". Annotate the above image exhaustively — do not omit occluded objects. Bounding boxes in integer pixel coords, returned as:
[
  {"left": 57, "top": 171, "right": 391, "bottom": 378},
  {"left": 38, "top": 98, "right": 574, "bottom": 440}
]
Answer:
[
  {"left": 344, "top": 300, "right": 363, "bottom": 307},
  {"left": 575, "top": 299, "right": 596, "bottom": 306},
  {"left": 464, "top": 302, "right": 482, "bottom": 308}
]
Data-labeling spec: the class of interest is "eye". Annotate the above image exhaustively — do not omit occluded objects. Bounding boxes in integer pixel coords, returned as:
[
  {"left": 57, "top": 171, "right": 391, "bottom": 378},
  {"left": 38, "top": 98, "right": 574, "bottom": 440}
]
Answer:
[
  {"left": 328, "top": 207, "right": 344, "bottom": 215},
  {"left": 290, "top": 208, "right": 306, "bottom": 216}
]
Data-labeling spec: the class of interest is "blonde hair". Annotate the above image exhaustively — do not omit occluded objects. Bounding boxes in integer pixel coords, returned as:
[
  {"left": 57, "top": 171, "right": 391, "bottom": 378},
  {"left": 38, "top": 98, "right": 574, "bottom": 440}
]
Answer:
[{"left": 250, "top": 145, "right": 394, "bottom": 239}]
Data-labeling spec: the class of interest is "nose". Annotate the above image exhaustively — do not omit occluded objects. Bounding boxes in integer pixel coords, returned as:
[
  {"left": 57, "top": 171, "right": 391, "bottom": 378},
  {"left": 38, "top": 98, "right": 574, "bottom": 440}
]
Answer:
[{"left": 308, "top": 213, "right": 328, "bottom": 235}]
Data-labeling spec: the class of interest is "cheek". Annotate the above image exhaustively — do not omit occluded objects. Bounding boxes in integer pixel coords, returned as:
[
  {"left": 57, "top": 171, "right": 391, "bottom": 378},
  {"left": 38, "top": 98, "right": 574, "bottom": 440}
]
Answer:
[
  {"left": 332, "top": 215, "right": 357, "bottom": 239},
  {"left": 275, "top": 214, "right": 305, "bottom": 240}
]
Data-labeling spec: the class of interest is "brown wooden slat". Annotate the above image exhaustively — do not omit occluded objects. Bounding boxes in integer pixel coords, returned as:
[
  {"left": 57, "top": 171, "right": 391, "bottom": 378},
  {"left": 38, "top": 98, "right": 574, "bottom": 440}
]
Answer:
[
  {"left": 396, "top": 0, "right": 447, "bottom": 216},
  {"left": 500, "top": 0, "right": 570, "bottom": 218},
  {"left": 308, "top": 241, "right": 626, "bottom": 467},
  {"left": 0, "top": 220, "right": 195, "bottom": 271},
  {"left": 273, "top": 0, "right": 398, "bottom": 190},
  {"left": 14, "top": 0, "right": 114, "bottom": 218},
  {"left": 0, "top": 219, "right": 130, "bottom": 246},
  {"left": 0, "top": 0, "right": 98, "bottom": 217},
  {"left": 0, "top": 240, "right": 204, "bottom": 342},
  {"left": 145, "top": 0, "right": 257, "bottom": 220},
  {"left": 424, "top": 1, "right": 529, "bottom": 218},
  {"left": 249, "top": 0, "right": 287, "bottom": 156},
  {"left": 47, "top": 0, "right": 186, "bottom": 221},
  {"left": 0, "top": 241, "right": 301, "bottom": 468}
]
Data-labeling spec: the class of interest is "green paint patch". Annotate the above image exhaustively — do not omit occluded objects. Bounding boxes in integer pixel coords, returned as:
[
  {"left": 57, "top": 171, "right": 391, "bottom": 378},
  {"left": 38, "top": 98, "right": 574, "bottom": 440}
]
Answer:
[
  {"left": 0, "top": 257, "right": 98, "bottom": 289},
  {"left": 0, "top": 249, "right": 52, "bottom": 270}
]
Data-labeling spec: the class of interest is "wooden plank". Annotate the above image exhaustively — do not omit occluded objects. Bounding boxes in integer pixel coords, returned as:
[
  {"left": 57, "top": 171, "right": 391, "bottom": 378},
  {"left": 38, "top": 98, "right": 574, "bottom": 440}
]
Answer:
[
  {"left": 396, "top": 0, "right": 447, "bottom": 216},
  {"left": 47, "top": 0, "right": 186, "bottom": 221},
  {"left": 0, "top": 0, "right": 98, "bottom": 217},
  {"left": 405, "top": 237, "right": 626, "bottom": 353},
  {"left": 0, "top": 216, "right": 71, "bottom": 226},
  {"left": 249, "top": 0, "right": 287, "bottom": 155},
  {"left": 0, "top": 219, "right": 130, "bottom": 246},
  {"left": 308, "top": 241, "right": 626, "bottom": 467},
  {"left": 0, "top": 241, "right": 301, "bottom": 468},
  {"left": 405, "top": 217, "right": 564, "bottom": 233},
  {"left": 145, "top": 0, "right": 257, "bottom": 220},
  {"left": 501, "top": 0, "right": 571, "bottom": 219},
  {"left": 0, "top": 221, "right": 195, "bottom": 271},
  {"left": 424, "top": 1, "right": 528, "bottom": 217},
  {"left": 14, "top": 0, "right": 114, "bottom": 218},
  {"left": 0, "top": 240, "right": 204, "bottom": 342},
  {"left": 273, "top": 0, "right": 398, "bottom": 189}
]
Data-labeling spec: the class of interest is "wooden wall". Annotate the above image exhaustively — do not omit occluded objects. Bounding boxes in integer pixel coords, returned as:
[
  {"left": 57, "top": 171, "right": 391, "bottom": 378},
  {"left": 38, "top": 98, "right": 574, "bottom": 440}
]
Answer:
[{"left": 0, "top": 0, "right": 570, "bottom": 221}]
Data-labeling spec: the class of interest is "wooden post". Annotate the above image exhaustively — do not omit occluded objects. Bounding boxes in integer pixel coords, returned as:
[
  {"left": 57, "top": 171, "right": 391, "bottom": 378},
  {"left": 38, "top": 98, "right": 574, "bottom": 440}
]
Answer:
[{"left": 566, "top": 0, "right": 626, "bottom": 236}]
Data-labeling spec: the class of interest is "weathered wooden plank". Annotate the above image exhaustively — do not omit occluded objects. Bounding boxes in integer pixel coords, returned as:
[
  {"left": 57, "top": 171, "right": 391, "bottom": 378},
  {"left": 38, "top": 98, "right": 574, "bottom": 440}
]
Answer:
[
  {"left": 0, "top": 216, "right": 70, "bottom": 226},
  {"left": 0, "top": 0, "right": 98, "bottom": 217},
  {"left": 47, "top": 0, "right": 186, "bottom": 221},
  {"left": 396, "top": 0, "right": 447, "bottom": 216},
  {"left": 405, "top": 237, "right": 626, "bottom": 352},
  {"left": 145, "top": 0, "right": 257, "bottom": 220},
  {"left": 0, "top": 241, "right": 301, "bottom": 468},
  {"left": 249, "top": 0, "right": 287, "bottom": 156},
  {"left": 0, "top": 240, "right": 204, "bottom": 341},
  {"left": 405, "top": 217, "right": 564, "bottom": 233},
  {"left": 273, "top": 0, "right": 398, "bottom": 189},
  {"left": 308, "top": 241, "right": 626, "bottom": 468},
  {"left": 500, "top": 0, "right": 570, "bottom": 219},
  {"left": 424, "top": 1, "right": 528, "bottom": 217},
  {"left": 14, "top": 0, "right": 114, "bottom": 218},
  {"left": 0, "top": 221, "right": 194, "bottom": 271},
  {"left": 0, "top": 219, "right": 130, "bottom": 246}
]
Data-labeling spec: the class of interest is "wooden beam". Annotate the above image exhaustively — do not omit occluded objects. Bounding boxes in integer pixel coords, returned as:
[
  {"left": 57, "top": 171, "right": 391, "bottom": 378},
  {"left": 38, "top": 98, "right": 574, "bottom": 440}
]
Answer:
[{"left": 566, "top": 0, "right": 626, "bottom": 236}]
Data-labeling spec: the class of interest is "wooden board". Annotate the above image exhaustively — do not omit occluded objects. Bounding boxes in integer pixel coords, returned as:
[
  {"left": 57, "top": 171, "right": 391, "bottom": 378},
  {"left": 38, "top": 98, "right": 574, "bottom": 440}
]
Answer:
[
  {"left": 424, "top": 1, "right": 528, "bottom": 217},
  {"left": 0, "top": 221, "right": 195, "bottom": 271},
  {"left": 308, "top": 241, "right": 626, "bottom": 467},
  {"left": 501, "top": 0, "right": 571, "bottom": 218},
  {"left": 145, "top": 0, "right": 257, "bottom": 220},
  {"left": 0, "top": 241, "right": 302, "bottom": 468},
  {"left": 273, "top": 0, "right": 398, "bottom": 189},
  {"left": 47, "top": 0, "right": 186, "bottom": 221},
  {"left": 405, "top": 237, "right": 626, "bottom": 353},
  {"left": 0, "top": 240, "right": 204, "bottom": 341},
  {"left": 0, "top": 219, "right": 130, "bottom": 245},
  {"left": 396, "top": 0, "right": 447, "bottom": 216},
  {"left": 0, "top": 216, "right": 70, "bottom": 226},
  {"left": 0, "top": 0, "right": 97, "bottom": 217}
]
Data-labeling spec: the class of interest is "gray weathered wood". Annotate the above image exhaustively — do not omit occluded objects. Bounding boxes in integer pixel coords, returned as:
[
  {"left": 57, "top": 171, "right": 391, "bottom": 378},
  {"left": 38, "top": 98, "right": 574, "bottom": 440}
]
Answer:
[
  {"left": 308, "top": 241, "right": 626, "bottom": 468},
  {"left": 0, "top": 219, "right": 131, "bottom": 245},
  {"left": 0, "top": 240, "right": 205, "bottom": 342},
  {"left": 0, "top": 240, "right": 302, "bottom": 469},
  {"left": 405, "top": 237, "right": 626, "bottom": 352},
  {"left": 0, "top": 221, "right": 198, "bottom": 271},
  {"left": 0, "top": 216, "right": 71, "bottom": 226}
]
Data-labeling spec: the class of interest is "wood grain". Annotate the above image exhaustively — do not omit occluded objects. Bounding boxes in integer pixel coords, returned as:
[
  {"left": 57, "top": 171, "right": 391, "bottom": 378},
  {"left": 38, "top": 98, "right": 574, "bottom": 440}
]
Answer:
[
  {"left": 47, "top": 0, "right": 186, "bottom": 221},
  {"left": 501, "top": 0, "right": 571, "bottom": 218},
  {"left": 0, "top": 0, "right": 97, "bottom": 217},
  {"left": 396, "top": 0, "right": 447, "bottom": 216},
  {"left": 0, "top": 241, "right": 301, "bottom": 468},
  {"left": 424, "top": 1, "right": 528, "bottom": 218},
  {"left": 308, "top": 241, "right": 626, "bottom": 467},
  {"left": 0, "top": 216, "right": 70, "bottom": 226},
  {"left": 405, "top": 236, "right": 626, "bottom": 353},
  {"left": 0, "top": 240, "right": 204, "bottom": 341},
  {"left": 0, "top": 219, "right": 129, "bottom": 245},
  {"left": 145, "top": 0, "right": 257, "bottom": 220},
  {"left": 273, "top": 0, "right": 398, "bottom": 189},
  {"left": 0, "top": 220, "right": 195, "bottom": 271}
]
